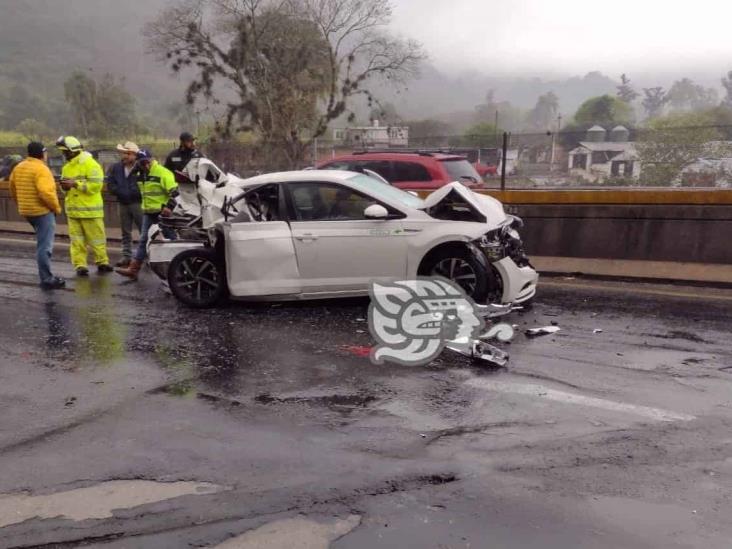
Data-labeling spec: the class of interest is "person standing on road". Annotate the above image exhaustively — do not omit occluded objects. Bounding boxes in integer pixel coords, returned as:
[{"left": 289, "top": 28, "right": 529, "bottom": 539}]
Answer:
[
  {"left": 8, "top": 142, "right": 65, "bottom": 290},
  {"left": 56, "top": 136, "right": 113, "bottom": 277},
  {"left": 106, "top": 141, "right": 143, "bottom": 268},
  {"left": 164, "top": 131, "right": 203, "bottom": 183},
  {"left": 116, "top": 149, "right": 178, "bottom": 280}
]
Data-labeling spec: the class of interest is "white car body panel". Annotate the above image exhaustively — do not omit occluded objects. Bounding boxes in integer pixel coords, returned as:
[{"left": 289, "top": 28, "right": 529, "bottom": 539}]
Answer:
[
  {"left": 224, "top": 221, "right": 301, "bottom": 296},
  {"left": 150, "top": 162, "right": 539, "bottom": 304},
  {"left": 420, "top": 181, "right": 507, "bottom": 225},
  {"left": 290, "top": 219, "right": 409, "bottom": 292},
  {"left": 493, "top": 256, "right": 539, "bottom": 303}
]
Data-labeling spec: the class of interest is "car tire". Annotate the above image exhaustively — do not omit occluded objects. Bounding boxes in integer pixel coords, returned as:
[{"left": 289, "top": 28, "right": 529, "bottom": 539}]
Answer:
[
  {"left": 167, "top": 248, "right": 226, "bottom": 308},
  {"left": 422, "top": 246, "right": 494, "bottom": 302}
]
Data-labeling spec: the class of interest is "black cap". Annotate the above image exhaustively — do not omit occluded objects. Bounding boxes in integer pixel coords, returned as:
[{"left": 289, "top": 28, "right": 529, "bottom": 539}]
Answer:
[
  {"left": 179, "top": 131, "right": 195, "bottom": 142},
  {"left": 27, "top": 142, "right": 46, "bottom": 159}
]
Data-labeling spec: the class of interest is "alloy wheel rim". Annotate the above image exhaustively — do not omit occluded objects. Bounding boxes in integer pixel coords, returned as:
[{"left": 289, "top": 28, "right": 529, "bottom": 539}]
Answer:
[
  {"left": 175, "top": 257, "right": 219, "bottom": 302},
  {"left": 431, "top": 258, "right": 478, "bottom": 295}
]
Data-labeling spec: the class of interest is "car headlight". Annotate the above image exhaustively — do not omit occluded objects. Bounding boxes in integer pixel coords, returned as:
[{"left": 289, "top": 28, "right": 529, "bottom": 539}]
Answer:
[{"left": 475, "top": 234, "right": 504, "bottom": 261}]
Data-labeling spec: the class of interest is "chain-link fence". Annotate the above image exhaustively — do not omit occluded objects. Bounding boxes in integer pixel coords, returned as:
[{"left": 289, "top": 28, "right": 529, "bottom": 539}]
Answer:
[
  {"left": 4, "top": 124, "right": 732, "bottom": 189},
  {"left": 310, "top": 124, "right": 732, "bottom": 189}
]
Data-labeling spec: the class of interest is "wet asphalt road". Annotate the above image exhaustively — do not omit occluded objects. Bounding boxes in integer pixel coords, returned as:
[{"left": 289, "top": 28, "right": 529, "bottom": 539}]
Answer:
[{"left": 1, "top": 237, "right": 732, "bottom": 548}]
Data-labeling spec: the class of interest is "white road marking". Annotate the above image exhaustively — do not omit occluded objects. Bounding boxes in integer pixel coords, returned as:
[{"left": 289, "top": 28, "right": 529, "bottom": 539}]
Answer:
[
  {"left": 212, "top": 515, "right": 361, "bottom": 548},
  {"left": 0, "top": 480, "right": 225, "bottom": 528},
  {"left": 466, "top": 378, "right": 696, "bottom": 422}
]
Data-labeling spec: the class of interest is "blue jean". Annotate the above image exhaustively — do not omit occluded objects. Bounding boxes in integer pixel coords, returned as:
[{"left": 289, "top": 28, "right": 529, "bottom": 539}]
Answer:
[
  {"left": 133, "top": 213, "right": 176, "bottom": 262},
  {"left": 26, "top": 213, "right": 56, "bottom": 284}
]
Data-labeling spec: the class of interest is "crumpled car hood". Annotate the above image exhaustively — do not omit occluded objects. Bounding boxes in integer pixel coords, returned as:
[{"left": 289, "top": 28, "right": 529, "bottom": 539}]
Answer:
[{"left": 420, "top": 182, "right": 507, "bottom": 227}]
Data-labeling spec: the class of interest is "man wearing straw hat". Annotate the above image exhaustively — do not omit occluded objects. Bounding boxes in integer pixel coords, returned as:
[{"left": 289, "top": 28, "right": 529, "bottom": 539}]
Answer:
[{"left": 106, "top": 141, "right": 143, "bottom": 268}]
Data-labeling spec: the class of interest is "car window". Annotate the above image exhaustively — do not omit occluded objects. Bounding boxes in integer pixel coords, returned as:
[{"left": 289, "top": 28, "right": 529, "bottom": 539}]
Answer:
[
  {"left": 347, "top": 174, "right": 424, "bottom": 210},
  {"left": 354, "top": 160, "right": 393, "bottom": 181},
  {"left": 228, "top": 183, "right": 282, "bottom": 222},
  {"left": 289, "top": 182, "right": 377, "bottom": 221},
  {"left": 440, "top": 159, "right": 481, "bottom": 183},
  {"left": 392, "top": 161, "right": 431, "bottom": 182}
]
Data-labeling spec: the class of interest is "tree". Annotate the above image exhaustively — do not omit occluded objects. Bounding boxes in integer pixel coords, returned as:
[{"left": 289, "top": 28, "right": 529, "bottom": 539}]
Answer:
[
  {"left": 63, "top": 71, "right": 138, "bottom": 138},
  {"left": 145, "top": 0, "right": 424, "bottom": 168},
  {"left": 617, "top": 74, "right": 639, "bottom": 103},
  {"left": 369, "top": 101, "right": 400, "bottom": 125},
  {"left": 574, "top": 94, "right": 634, "bottom": 127},
  {"left": 450, "top": 122, "right": 503, "bottom": 148},
  {"left": 722, "top": 71, "right": 732, "bottom": 108},
  {"left": 666, "top": 78, "right": 718, "bottom": 112},
  {"left": 526, "top": 92, "right": 559, "bottom": 131},
  {"left": 642, "top": 87, "right": 667, "bottom": 119},
  {"left": 0, "top": 85, "right": 49, "bottom": 130},
  {"left": 637, "top": 111, "right": 728, "bottom": 186},
  {"left": 64, "top": 70, "right": 101, "bottom": 139},
  {"left": 474, "top": 90, "right": 524, "bottom": 132},
  {"left": 15, "top": 118, "right": 52, "bottom": 142},
  {"left": 402, "top": 118, "right": 454, "bottom": 146},
  {"left": 95, "top": 74, "right": 137, "bottom": 136}
]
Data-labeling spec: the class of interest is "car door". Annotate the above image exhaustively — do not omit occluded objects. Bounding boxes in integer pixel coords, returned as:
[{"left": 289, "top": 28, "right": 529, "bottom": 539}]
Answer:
[
  {"left": 285, "top": 181, "right": 409, "bottom": 293},
  {"left": 222, "top": 183, "right": 302, "bottom": 297}
]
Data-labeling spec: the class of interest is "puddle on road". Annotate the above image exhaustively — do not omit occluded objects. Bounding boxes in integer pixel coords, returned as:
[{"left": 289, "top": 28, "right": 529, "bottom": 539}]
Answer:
[
  {"left": 0, "top": 480, "right": 225, "bottom": 528},
  {"left": 255, "top": 393, "right": 376, "bottom": 408},
  {"left": 213, "top": 515, "right": 361, "bottom": 548},
  {"left": 615, "top": 348, "right": 716, "bottom": 372},
  {"left": 587, "top": 495, "right": 698, "bottom": 540}
]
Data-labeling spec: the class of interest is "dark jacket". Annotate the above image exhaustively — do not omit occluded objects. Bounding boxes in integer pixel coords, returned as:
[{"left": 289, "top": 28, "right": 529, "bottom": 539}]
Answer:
[
  {"left": 164, "top": 146, "right": 203, "bottom": 181},
  {"left": 105, "top": 162, "right": 141, "bottom": 205}
]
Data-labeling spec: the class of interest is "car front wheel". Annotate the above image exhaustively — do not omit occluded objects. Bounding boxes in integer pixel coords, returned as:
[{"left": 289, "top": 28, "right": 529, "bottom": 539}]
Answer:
[
  {"left": 422, "top": 246, "right": 495, "bottom": 302},
  {"left": 167, "top": 248, "right": 226, "bottom": 308}
]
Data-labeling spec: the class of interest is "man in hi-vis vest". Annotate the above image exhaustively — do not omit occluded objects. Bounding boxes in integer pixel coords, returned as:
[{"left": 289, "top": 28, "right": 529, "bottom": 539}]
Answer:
[
  {"left": 115, "top": 149, "right": 178, "bottom": 280},
  {"left": 56, "top": 136, "right": 112, "bottom": 276}
]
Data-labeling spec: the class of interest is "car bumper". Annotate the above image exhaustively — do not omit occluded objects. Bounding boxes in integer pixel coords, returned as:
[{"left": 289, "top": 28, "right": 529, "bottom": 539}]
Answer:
[
  {"left": 148, "top": 240, "right": 205, "bottom": 281},
  {"left": 492, "top": 256, "right": 538, "bottom": 304}
]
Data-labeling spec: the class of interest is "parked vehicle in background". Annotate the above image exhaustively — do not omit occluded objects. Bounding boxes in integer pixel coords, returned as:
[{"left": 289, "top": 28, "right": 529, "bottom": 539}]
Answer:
[
  {"left": 475, "top": 162, "right": 498, "bottom": 177},
  {"left": 317, "top": 151, "right": 483, "bottom": 190}
]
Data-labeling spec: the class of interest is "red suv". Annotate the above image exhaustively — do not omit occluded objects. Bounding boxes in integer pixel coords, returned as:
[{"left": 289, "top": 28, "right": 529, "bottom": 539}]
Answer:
[{"left": 317, "top": 151, "right": 483, "bottom": 190}]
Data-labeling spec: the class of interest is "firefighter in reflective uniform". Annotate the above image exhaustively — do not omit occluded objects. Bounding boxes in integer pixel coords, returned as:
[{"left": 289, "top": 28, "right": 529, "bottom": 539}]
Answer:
[
  {"left": 116, "top": 149, "right": 178, "bottom": 280},
  {"left": 56, "top": 136, "right": 112, "bottom": 276}
]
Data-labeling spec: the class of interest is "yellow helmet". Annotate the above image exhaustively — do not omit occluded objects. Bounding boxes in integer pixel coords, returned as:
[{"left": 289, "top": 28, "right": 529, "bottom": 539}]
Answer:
[{"left": 55, "top": 135, "right": 83, "bottom": 152}]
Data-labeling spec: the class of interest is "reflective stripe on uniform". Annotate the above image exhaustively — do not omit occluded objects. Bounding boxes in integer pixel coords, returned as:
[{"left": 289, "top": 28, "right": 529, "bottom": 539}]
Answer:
[{"left": 66, "top": 205, "right": 104, "bottom": 211}]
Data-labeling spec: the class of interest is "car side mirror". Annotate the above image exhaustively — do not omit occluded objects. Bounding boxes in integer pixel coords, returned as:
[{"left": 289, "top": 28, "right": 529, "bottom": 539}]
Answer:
[{"left": 364, "top": 204, "right": 389, "bottom": 219}]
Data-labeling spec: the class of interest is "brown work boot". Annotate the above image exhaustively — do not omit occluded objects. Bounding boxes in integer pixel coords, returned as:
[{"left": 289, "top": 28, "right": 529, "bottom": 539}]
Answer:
[{"left": 115, "top": 259, "right": 142, "bottom": 280}]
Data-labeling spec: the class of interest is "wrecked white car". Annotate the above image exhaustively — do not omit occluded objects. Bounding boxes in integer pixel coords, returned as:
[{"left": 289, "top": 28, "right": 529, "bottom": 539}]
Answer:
[{"left": 147, "top": 159, "right": 538, "bottom": 309}]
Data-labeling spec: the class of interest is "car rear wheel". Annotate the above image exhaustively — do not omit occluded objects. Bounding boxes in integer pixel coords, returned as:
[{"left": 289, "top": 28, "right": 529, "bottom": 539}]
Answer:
[
  {"left": 167, "top": 248, "right": 226, "bottom": 308},
  {"left": 423, "top": 247, "right": 493, "bottom": 302}
]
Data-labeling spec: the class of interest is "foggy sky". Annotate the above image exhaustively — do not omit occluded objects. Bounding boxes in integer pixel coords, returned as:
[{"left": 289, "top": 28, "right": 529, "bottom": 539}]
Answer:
[{"left": 389, "top": 0, "right": 732, "bottom": 77}]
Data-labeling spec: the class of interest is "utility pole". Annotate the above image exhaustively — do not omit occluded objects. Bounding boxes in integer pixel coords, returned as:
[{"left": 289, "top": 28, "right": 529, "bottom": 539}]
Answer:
[
  {"left": 500, "top": 132, "right": 509, "bottom": 192},
  {"left": 549, "top": 113, "right": 562, "bottom": 173},
  {"left": 494, "top": 110, "right": 499, "bottom": 147}
]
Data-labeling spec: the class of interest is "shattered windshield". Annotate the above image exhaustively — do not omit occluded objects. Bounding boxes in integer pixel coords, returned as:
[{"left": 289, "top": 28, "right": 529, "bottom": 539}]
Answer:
[{"left": 347, "top": 174, "right": 425, "bottom": 209}]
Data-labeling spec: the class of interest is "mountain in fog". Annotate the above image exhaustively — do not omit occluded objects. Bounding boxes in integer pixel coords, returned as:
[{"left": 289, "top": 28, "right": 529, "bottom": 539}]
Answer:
[{"left": 0, "top": 0, "right": 727, "bottom": 134}]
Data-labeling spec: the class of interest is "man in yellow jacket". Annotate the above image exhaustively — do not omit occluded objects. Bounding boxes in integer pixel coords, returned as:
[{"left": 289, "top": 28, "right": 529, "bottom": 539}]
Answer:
[
  {"left": 9, "top": 142, "right": 66, "bottom": 289},
  {"left": 56, "top": 136, "right": 113, "bottom": 276}
]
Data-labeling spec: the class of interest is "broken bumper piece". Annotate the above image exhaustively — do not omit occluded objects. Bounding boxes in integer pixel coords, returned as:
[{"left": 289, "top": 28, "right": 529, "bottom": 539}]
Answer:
[{"left": 445, "top": 339, "right": 509, "bottom": 367}]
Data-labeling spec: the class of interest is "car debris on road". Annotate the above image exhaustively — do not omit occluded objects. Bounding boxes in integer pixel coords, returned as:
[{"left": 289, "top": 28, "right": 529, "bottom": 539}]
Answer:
[{"left": 525, "top": 326, "right": 561, "bottom": 337}]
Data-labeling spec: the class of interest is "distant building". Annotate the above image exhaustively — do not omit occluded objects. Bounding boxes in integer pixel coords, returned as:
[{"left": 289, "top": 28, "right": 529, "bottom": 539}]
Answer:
[
  {"left": 676, "top": 157, "right": 732, "bottom": 188},
  {"left": 332, "top": 120, "right": 409, "bottom": 148},
  {"left": 568, "top": 125, "right": 640, "bottom": 182}
]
